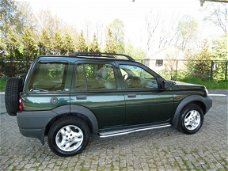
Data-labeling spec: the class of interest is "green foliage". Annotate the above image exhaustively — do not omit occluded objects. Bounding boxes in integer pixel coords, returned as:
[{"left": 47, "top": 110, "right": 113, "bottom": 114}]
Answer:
[
  {"left": 105, "top": 19, "right": 125, "bottom": 53},
  {"left": 125, "top": 44, "right": 145, "bottom": 60},
  {"left": 38, "top": 30, "right": 52, "bottom": 55},
  {"left": 53, "top": 32, "right": 64, "bottom": 55},
  {"left": 0, "top": 0, "right": 226, "bottom": 82},
  {"left": 63, "top": 33, "right": 75, "bottom": 54},
  {"left": 5, "top": 28, "right": 23, "bottom": 59},
  {"left": 105, "top": 29, "right": 117, "bottom": 53},
  {"left": 22, "top": 28, "right": 38, "bottom": 60},
  {"left": 185, "top": 42, "right": 212, "bottom": 80},
  {"left": 212, "top": 34, "right": 227, "bottom": 60},
  {"left": 89, "top": 34, "right": 100, "bottom": 52},
  {"left": 179, "top": 77, "right": 228, "bottom": 90},
  {"left": 212, "top": 35, "right": 228, "bottom": 80},
  {"left": 76, "top": 32, "right": 88, "bottom": 52},
  {"left": 0, "top": 78, "right": 7, "bottom": 91}
]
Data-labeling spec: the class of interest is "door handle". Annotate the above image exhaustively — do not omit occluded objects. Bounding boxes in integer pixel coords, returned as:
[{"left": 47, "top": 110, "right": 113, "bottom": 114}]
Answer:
[
  {"left": 76, "top": 95, "right": 87, "bottom": 100},
  {"left": 127, "top": 94, "right": 136, "bottom": 98}
]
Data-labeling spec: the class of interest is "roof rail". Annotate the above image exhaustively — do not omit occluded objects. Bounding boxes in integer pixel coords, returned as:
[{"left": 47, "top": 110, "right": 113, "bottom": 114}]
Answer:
[{"left": 68, "top": 52, "right": 135, "bottom": 61}]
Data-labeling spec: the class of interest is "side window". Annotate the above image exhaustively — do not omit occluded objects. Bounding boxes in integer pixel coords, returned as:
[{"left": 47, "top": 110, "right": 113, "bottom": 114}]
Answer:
[
  {"left": 119, "top": 65, "right": 158, "bottom": 89},
  {"left": 29, "top": 63, "right": 68, "bottom": 92},
  {"left": 75, "top": 63, "right": 117, "bottom": 91}
]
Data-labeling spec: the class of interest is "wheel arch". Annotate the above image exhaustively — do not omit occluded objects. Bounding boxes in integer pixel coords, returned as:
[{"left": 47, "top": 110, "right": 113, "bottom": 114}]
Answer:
[
  {"left": 42, "top": 105, "right": 99, "bottom": 144},
  {"left": 171, "top": 95, "right": 207, "bottom": 128}
]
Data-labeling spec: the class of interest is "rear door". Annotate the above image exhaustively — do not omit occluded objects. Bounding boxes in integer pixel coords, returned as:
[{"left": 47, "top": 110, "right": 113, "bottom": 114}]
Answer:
[
  {"left": 117, "top": 62, "right": 175, "bottom": 125},
  {"left": 22, "top": 61, "right": 71, "bottom": 111},
  {"left": 70, "top": 61, "right": 125, "bottom": 129}
]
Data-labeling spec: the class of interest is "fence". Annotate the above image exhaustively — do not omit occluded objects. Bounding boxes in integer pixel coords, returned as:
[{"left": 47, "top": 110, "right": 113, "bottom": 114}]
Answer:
[
  {"left": 0, "top": 58, "right": 227, "bottom": 80},
  {"left": 136, "top": 59, "right": 228, "bottom": 81}
]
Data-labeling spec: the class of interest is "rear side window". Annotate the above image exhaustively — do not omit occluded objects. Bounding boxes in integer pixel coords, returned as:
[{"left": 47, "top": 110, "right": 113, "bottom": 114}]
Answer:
[
  {"left": 28, "top": 62, "right": 68, "bottom": 92},
  {"left": 74, "top": 63, "right": 117, "bottom": 91}
]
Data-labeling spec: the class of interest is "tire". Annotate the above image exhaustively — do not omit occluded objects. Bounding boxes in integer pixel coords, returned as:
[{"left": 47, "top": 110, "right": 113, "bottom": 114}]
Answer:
[
  {"left": 5, "top": 78, "right": 23, "bottom": 116},
  {"left": 178, "top": 104, "right": 204, "bottom": 134},
  {"left": 48, "top": 117, "right": 90, "bottom": 157}
]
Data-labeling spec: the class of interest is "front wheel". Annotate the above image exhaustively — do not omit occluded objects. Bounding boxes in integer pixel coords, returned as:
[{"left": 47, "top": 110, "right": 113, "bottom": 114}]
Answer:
[
  {"left": 179, "top": 104, "right": 204, "bottom": 134},
  {"left": 48, "top": 117, "right": 90, "bottom": 157}
]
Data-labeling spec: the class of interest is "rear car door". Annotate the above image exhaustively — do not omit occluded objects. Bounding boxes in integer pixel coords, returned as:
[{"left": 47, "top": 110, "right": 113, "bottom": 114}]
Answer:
[
  {"left": 22, "top": 61, "right": 71, "bottom": 111},
  {"left": 70, "top": 61, "right": 125, "bottom": 129},
  {"left": 117, "top": 62, "right": 175, "bottom": 125}
]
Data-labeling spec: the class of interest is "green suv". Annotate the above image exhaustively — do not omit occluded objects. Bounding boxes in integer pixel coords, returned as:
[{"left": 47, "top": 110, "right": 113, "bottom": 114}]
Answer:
[{"left": 5, "top": 53, "right": 212, "bottom": 157}]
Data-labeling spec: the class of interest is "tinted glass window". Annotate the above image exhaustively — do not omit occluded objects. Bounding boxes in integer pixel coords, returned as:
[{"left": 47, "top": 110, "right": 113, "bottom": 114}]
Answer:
[
  {"left": 120, "top": 65, "right": 158, "bottom": 89},
  {"left": 75, "top": 63, "right": 117, "bottom": 91},
  {"left": 29, "top": 63, "right": 68, "bottom": 92}
]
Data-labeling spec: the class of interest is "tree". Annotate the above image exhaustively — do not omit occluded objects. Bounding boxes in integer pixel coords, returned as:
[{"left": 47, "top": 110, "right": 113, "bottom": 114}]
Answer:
[
  {"left": 176, "top": 17, "right": 198, "bottom": 51},
  {"left": 89, "top": 34, "right": 100, "bottom": 52},
  {"left": 0, "top": 0, "right": 18, "bottom": 35},
  {"left": 5, "top": 28, "right": 23, "bottom": 59},
  {"left": 76, "top": 32, "right": 88, "bottom": 52},
  {"left": 16, "top": 1, "right": 36, "bottom": 31},
  {"left": 145, "top": 12, "right": 160, "bottom": 54},
  {"left": 63, "top": 33, "right": 75, "bottom": 54},
  {"left": 205, "top": 3, "right": 227, "bottom": 33},
  {"left": 37, "top": 10, "right": 62, "bottom": 37},
  {"left": 22, "top": 28, "right": 37, "bottom": 61},
  {"left": 38, "top": 29, "right": 52, "bottom": 55},
  {"left": 212, "top": 34, "right": 228, "bottom": 80},
  {"left": 212, "top": 34, "right": 227, "bottom": 60},
  {"left": 125, "top": 43, "right": 145, "bottom": 60},
  {"left": 53, "top": 32, "right": 64, "bottom": 55},
  {"left": 186, "top": 41, "right": 212, "bottom": 80},
  {"left": 105, "top": 19, "right": 125, "bottom": 53},
  {"left": 105, "top": 29, "right": 117, "bottom": 53},
  {"left": 0, "top": 0, "right": 21, "bottom": 59},
  {"left": 0, "top": 30, "right": 6, "bottom": 57}
]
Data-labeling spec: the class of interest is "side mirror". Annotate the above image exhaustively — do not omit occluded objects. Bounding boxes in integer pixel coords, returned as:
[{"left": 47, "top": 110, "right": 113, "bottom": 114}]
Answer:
[{"left": 157, "top": 77, "right": 165, "bottom": 90}]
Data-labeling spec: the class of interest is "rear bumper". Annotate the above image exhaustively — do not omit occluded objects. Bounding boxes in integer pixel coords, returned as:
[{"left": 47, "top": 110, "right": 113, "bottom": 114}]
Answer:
[{"left": 17, "top": 111, "right": 56, "bottom": 144}]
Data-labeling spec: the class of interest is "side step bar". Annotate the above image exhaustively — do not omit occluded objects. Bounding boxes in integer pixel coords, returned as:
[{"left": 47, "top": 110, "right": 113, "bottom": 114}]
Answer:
[{"left": 99, "top": 123, "right": 171, "bottom": 138}]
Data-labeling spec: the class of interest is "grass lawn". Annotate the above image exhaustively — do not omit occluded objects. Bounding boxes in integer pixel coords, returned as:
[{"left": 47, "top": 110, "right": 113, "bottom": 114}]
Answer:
[
  {"left": 0, "top": 78, "right": 7, "bottom": 92},
  {"left": 178, "top": 77, "right": 228, "bottom": 90}
]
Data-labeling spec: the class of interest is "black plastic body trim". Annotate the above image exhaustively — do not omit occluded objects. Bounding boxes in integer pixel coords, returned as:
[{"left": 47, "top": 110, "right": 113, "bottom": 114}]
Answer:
[
  {"left": 17, "top": 105, "right": 99, "bottom": 144},
  {"left": 171, "top": 95, "right": 212, "bottom": 128}
]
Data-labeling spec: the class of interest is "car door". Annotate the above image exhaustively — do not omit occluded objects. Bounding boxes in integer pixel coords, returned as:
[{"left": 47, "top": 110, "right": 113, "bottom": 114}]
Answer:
[
  {"left": 70, "top": 61, "right": 125, "bottom": 129},
  {"left": 22, "top": 61, "right": 71, "bottom": 111},
  {"left": 117, "top": 62, "right": 175, "bottom": 125}
]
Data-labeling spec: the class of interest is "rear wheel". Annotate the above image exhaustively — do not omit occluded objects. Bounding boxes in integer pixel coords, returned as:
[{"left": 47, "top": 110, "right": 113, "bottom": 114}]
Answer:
[
  {"left": 179, "top": 104, "right": 204, "bottom": 134},
  {"left": 5, "top": 78, "right": 23, "bottom": 116},
  {"left": 48, "top": 117, "right": 90, "bottom": 157}
]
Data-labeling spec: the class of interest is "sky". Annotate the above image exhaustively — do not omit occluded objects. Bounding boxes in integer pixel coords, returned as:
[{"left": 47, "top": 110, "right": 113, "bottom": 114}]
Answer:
[{"left": 16, "top": 0, "right": 224, "bottom": 50}]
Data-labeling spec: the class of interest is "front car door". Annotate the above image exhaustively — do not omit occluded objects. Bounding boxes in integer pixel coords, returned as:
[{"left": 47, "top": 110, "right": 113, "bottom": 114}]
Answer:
[
  {"left": 70, "top": 61, "right": 125, "bottom": 130},
  {"left": 117, "top": 62, "right": 175, "bottom": 126}
]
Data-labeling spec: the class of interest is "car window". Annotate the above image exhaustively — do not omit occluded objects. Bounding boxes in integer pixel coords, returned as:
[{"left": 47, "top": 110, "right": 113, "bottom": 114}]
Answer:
[
  {"left": 29, "top": 62, "right": 68, "bottom": 92},
  {"left": 75, "top": 63, "right": 117, "bottom": 91},
  {"left": 119, "top": 65, "right": 158, "bottom": 89}
]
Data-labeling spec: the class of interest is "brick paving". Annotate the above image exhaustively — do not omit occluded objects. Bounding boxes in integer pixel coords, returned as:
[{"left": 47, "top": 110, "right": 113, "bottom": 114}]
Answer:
[{"left": 0, "top": 91, "right": 227, "bottom": 170}]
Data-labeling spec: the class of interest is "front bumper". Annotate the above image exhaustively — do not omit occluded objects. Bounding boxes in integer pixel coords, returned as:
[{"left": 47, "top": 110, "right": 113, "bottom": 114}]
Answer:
[{"left": 204, "top": 96, "right": 212, "bottom": 114}]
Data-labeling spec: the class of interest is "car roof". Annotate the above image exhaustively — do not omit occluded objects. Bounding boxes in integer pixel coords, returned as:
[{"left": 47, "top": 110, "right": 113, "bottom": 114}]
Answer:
[{"left": 38, "top": 52, "right": 136, "bottom": 62}]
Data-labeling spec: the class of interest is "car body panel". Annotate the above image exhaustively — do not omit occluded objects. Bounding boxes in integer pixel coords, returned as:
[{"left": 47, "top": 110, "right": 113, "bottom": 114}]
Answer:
[
  {"left": 124, "top": 91, "right": 175, "bottom": 125},
  {"left": 70, "top": 92, "right": 125, "bottom": 129}
]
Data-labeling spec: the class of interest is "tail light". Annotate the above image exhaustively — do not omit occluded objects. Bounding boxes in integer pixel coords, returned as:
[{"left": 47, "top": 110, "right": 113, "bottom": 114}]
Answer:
[{"left": 19, "top": 97, "right": 23, "bottom": 112}]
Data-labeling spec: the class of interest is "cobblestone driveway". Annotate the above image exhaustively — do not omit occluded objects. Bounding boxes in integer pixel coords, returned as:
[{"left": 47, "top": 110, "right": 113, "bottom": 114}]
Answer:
[{"left": 0, "top": 91, "right": 227, "bottom": 171}]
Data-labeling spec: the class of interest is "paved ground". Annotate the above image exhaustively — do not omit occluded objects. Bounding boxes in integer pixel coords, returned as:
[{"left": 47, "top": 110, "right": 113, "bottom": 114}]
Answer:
[{"left": 0, "top": 91, "right": 227, "bottom": 171}]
